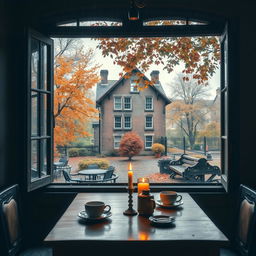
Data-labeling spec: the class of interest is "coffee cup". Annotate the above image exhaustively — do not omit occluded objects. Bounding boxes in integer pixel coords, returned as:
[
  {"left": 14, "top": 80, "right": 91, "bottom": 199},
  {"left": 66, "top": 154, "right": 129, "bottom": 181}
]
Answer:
[
  {"left": 160, "top": 191, "right": 182, "bottom": 205},
  {"left": 85, "top": 201, "right": 111, "bottom": 218}
]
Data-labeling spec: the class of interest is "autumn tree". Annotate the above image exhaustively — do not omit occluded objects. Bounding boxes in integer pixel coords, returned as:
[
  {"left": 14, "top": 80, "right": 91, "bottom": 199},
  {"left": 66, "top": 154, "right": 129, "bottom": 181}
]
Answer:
[
  {"left": 95, "top": 35, "right": 220, "bottom": 85},
  {"left": 199, "top": 121, "right": 220, "bottom": 137},
  {"left": 167, "top": 73, "right": 213, "bottom": 149},
  {"left": 54, "top": 42, "right": 100, "bottom": 147},
  {"left": 119, "top": 132, "right": 143, "bottom": 160}
]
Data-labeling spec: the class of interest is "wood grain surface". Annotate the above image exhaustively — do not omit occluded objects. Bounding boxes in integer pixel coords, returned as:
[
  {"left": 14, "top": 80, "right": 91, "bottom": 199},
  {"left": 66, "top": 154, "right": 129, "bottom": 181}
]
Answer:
[{"left": 44, "top": 193, "right": 228, "bottom": 256}]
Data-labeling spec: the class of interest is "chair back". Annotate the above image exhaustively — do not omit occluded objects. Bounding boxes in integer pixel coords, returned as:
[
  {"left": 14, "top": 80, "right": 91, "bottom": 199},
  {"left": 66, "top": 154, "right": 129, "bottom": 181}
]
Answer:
[
  {"left": 104, "top": 166, "right": 115, "bottom": 180},
  {"left": 59, "top": 156, "right": 68, "bottom": 166},
  {"left": 87, "top": 164, "right": 99, "bottom": 169},
  {"left": 0, "top": 184, "right": 23, "bottom": 256},
  {"left": 62, "top": 170, "right": 72, "bottom": 182},
  {"left": 235, "top": 185, "right": 256, "bottom": 256}
]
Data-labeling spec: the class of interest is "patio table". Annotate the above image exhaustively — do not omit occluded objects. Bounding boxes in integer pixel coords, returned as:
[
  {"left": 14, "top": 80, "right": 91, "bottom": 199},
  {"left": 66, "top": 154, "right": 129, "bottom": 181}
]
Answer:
[
  {"left": 44, "top": 192, "right": 228, "bottom": 256},
  {"left": 78, "top": 169, "right": 107, "bottom": 180}
]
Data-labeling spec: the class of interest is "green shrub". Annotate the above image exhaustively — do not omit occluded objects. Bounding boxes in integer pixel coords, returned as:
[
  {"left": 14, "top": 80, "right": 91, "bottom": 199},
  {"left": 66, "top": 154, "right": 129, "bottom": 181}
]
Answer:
[
  {"left": 78, "top": 158, "right": 110, "bottom": 170},
  {"left": 68, "top": 148, "right": 79, "bottom": 157},
  {"left": 78, "top": 148, "right": 88, "bottom": 156}
]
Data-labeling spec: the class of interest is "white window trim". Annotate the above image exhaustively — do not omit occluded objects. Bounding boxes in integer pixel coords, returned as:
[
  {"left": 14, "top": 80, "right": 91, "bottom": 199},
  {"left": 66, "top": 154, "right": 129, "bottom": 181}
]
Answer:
[
  {"left": 114, "top": 115, "right": 122, "bottom": 129},
  {"left": 124, "top": 115, "right": 132, "bottom": 129},
  {"left": 130, "top": 82, "right": 139, "bottom": 92},
  {"left": 145, "top": 96, "right": 154, "bottom": 111},
  {"left": 123, "top": 96, "right": 132, "bottom": 110},
  {"left": 113, "top": 134, "right": 123, "bottom": 149},
  {"left": 114, "top": 96, "right": 122, "bottom": 110},
  {"left": 144, "top": 134, "right": 154, "bottom": 149},
  {"left": 145, "top": 115, "right": 153, "bottom": 129}
]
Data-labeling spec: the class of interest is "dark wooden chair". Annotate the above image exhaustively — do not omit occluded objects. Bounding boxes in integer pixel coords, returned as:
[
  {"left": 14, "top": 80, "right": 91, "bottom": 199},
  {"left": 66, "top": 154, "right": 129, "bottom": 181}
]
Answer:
[
  {"left": 0, "top": 184, "right": 52, "bottom": 256},
  {"left": 221, "top": 185, "right": 256, "bottom": 256},
  {"left": 102, "top": 166, "right": 119, "bottom": 183}
]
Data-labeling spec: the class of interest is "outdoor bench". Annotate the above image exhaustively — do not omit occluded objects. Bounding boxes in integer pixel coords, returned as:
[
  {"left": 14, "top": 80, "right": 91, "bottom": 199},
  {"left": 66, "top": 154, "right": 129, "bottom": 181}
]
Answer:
[{"left": 168, "top": 154, "right": 221, "bottom": 182}]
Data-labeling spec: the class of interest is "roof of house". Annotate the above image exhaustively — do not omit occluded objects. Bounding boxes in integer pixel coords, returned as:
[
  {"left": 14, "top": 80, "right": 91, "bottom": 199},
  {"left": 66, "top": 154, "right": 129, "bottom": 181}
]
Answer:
[{"left": 96, "top": 69, "right": 171, "bottom": 105}]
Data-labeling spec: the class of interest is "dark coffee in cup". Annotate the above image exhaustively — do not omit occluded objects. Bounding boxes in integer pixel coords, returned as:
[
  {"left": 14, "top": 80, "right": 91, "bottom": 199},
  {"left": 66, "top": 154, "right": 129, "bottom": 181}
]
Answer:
[{"left": 85, "top": 201, "right": 111, "bottom": 218}]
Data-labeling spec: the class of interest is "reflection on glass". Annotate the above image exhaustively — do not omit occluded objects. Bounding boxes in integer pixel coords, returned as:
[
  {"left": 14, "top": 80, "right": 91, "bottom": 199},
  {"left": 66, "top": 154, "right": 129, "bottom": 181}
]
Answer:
[
  {"left": 57, "top": 22, "right": 77, "bottom": 27},
  {"left": 143, "top": 19, "right": 186, "bottom": 26},
  {"left": 31, "top": 140, "right": 39, "bottom": 180},
  {"left": 43, "top": 44, "right": 48, "bottom": 90},
  {"left": 31, "top": 92, "right": 38, "bottom": 136},
  {"left": 31, "top": 39, "right": 39, "bottom": 89},
  {"left": 79, "top": 20, "right": 122, "bottom": 27},
  {"left": 42, "top": 94, "right": 47, "bottom": 136},
  {"left": 42, "top": 139, "right": 47, "bottom": 177}
]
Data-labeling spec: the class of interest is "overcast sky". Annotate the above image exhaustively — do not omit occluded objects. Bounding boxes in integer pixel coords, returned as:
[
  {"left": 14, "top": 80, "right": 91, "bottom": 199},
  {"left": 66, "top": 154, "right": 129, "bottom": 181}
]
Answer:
[{"left": 71, "top": 38, "right": 220, "bottom": 99}]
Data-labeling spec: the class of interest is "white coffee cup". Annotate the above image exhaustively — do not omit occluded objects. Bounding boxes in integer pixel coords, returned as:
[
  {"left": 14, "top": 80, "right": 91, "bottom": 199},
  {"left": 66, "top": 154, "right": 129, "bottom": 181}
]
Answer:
[
  {"left": 85, "top": 201, "right": 111, "bottom": 218},
  {"left": 160, "top": 191, "right": 182, "bottom": 205}
]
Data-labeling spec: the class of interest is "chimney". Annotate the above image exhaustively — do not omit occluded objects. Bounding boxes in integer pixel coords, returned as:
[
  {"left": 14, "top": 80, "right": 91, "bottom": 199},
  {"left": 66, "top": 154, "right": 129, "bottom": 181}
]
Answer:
[
  {"left": 100, "top": 70, "right": 108, "bottom": 84},
  {"left": 150, "top": 70, "right": 160, "bottom": 85}
]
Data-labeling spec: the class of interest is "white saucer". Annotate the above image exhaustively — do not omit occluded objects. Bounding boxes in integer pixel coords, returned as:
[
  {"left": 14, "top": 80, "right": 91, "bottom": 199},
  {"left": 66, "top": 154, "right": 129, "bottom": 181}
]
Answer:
[
  {"left": 78, "top": 211, "right": 112, "bottom": 222},
  {"left": 149, "top": 215, "right": 175, "bottom": 226},
  {"left": 156, "top": 200, "right": 183, "bottom": 209}
]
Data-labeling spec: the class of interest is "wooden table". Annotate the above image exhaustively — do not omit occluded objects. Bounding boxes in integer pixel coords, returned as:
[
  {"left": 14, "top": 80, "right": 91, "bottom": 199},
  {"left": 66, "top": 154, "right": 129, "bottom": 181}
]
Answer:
[
  {"left": 44, "top": 193, "right": 229, "bottom": 256},
  {"left": 78, "top": 169, "right": 107, "bottom": 180}
]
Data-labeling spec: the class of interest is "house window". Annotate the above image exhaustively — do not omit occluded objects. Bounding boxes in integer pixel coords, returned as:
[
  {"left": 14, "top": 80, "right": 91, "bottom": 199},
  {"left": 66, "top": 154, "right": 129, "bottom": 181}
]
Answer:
[
  {"left": 113, "top": 135, "right": 122, "bottom": 149},
  {"left": 130, "top": 82, "right": 139, "bottom": 93},
  {"left": 145, "top": 135, "right": 153, "bottom": 149},
  {"left": 114, "top": 116, "right": 122, "bottom": 129},
  {"left": 114, "top": 96, "right": 122, "bottom": 110},
  {"left": 124, "top": 97, "right": 132, "bottom": 110},
  {"left": 124, "top": 116, "right": 132, "bottom": 129},
  {"left": 145, "top": 115, "right": 153, "bottom": 129},
  {"left": 145, "top": 96, "right": 153, "bottom": 110}
]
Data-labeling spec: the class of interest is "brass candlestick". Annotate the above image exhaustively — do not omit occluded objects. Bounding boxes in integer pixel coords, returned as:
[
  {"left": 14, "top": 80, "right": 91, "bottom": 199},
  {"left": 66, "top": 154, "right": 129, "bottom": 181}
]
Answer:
[{"left": 123, "top": 188, "right": 137, "bottom": 216}]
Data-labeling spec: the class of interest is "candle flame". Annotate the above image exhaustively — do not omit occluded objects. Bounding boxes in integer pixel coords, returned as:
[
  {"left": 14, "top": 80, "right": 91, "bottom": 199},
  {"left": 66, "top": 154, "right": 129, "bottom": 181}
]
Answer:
[{"left": 128, "top": 162, "right": 132, "bottom": 171}]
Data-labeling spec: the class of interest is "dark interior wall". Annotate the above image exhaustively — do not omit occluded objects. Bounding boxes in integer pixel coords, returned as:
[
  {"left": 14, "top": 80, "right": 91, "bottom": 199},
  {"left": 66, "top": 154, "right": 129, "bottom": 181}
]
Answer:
[{"left": 0, "top": 0, "right": 255, "bottom": 244}]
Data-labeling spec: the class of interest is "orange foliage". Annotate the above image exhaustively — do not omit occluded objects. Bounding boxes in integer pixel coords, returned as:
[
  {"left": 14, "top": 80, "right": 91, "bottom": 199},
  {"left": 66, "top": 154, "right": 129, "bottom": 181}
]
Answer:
[
  {"left": 54, "top": 49, "right": 100, "bottom": 146},
  {"left": 119, "top": 132, "right": 143, "bottom": 160},
  {"left": 95, "top": 36, "right": 220, "bottom": 85}
]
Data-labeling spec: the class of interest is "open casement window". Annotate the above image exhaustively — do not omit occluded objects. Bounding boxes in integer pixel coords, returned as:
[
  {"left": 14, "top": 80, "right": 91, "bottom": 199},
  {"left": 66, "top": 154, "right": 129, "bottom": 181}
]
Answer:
[{"left": 28, "top": 29, "right": 54, "bottom": 192}]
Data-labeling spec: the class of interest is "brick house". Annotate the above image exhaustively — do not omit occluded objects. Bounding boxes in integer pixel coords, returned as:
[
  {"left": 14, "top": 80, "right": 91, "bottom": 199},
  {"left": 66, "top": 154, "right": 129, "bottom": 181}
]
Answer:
[{"left": 93, "top": 69, "right": 171, "bottom": 155}]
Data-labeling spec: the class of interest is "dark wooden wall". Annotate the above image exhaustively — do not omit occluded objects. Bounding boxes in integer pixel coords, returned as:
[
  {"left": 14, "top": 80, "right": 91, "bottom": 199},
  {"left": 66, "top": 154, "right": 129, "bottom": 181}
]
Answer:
[{"left": 0, "top": 0, "right": 256, "bottom": 245}]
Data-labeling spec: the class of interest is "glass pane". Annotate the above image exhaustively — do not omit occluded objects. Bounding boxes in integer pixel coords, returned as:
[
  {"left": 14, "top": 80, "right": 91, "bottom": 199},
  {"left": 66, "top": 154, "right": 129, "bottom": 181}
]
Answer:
[
  {"left": 43, "top": 44, "right": 48, "bottom": 91},
  {"left": 143, "top": 19, "right": 186, "bottom": 26},
  {"left": 31, "top": 38, "right": 39, "bottom": 89},
  {"left": 31, "top": 140, "right": 39, "bottom": 180},
  {"left": 188, "top": 21, "right": 208, "bottom": 25},
  {"left": 79, "top": 20, "right": 122, "bottom": 27},
  {"left": 41, "top": 94, "right": 48, "bottom": 136},
  {"left": 42, "top": 139, "right": 48, "bottom": 177},
  {"left": 31, "top": 92, "right": 38, "bottom": 136},
  {"left": 57, "top": 21, "right": 77, "bottom": 27}
]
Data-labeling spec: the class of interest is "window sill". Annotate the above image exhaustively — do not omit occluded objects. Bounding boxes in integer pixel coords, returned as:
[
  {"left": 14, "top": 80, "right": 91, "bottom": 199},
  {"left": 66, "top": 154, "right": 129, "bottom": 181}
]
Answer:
[
  {"left": 44, "top": 183, "right": 226, "bottom": 194},
  {"left": 145, "top": 109, "right": 154, "bottom": 112}
]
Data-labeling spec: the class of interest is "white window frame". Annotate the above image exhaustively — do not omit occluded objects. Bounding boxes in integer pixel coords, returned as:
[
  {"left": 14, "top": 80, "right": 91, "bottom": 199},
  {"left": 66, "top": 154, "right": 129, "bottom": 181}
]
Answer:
[
  {"left": 145, "top": 96, "right": 153, "bottom": 111},
  {"left": 124, "top": 115, "right": 132, "bottom": 129},
  {"left": 113, "top": 135, "right": 122, "bottom": 149},
  {"left": 144, "top": 134, "right": 154, "bottom": 149},
  {"left": 123, "top": 96, "right": 132, "bottom": 110},
  {"left": 114, "top": 96, "right": 122, "bottom": 110},
  {"left": 130, "top": 82, "right": 139, "bottom": 93},
  {"left": 145, "top": 115, "right": 153, "bottom": 129},
  {"left": 114, "top": 115, "right": 122, "bottom": 129}
]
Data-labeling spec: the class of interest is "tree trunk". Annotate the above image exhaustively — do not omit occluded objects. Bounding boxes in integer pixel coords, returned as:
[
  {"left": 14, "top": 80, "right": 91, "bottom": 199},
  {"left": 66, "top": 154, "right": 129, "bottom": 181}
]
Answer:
[{"left": 188, "top": 135, "right": 196, "bottom": 150}]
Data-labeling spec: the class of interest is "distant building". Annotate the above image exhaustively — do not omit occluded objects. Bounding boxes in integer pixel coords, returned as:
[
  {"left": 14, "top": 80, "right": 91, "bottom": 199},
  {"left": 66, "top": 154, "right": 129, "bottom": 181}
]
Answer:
[{"left": 93, "top": 69, "right": 171, "bottom": 155}]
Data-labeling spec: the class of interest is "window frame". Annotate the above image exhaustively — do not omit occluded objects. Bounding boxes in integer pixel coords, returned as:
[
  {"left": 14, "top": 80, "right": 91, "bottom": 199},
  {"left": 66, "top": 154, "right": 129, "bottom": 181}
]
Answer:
[
  {"left": 114, "top": 115, "right": 122, "bottom": 130},
  {"left": 124, "top": 115, "right": 132, "bottom": 130},
  {"left": 145, "top": 115, "right": 153, "bottom": 130},
  {"left": 130, "top": 82, "right": 139, "bottom": 93},
  {"left": 145, "top": 135, "right": 154, "bottom": 149},
  {"left": 145, "top": 96, "right": 154, "bottom": 111},
  {"left": 27, "top": 29, "right": 54, "bottom": 192},
  {"left": 114, "top": 96, "right": 122, "bottom": 110},
  {"left": 113, "top": 135, "right": 122, "bottom": 149},
  {"left": 36, "top": 14, "right": 237, "bottom": 192},
  {"left": 123, "top": 96, "right": 132, "bottom": 111}
]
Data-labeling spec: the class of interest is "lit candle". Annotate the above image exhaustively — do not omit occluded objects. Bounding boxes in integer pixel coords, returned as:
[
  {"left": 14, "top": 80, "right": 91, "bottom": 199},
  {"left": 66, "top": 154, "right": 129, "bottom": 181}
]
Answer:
[
  {"left": 137, "top": 178, "right": 150, "bottom": 195},
  {"left": 128, "top": 162, "right": 133, "bottom": 189}
]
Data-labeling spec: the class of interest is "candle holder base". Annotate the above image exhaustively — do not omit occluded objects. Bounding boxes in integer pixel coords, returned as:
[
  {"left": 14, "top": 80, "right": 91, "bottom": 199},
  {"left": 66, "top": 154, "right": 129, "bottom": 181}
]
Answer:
[{"left": 123, "top": 208, "right": 137, "bottom": 216}]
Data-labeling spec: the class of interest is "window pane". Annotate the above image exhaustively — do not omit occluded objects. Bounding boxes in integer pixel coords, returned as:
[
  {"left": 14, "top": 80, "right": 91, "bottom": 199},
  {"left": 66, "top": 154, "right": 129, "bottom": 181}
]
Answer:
[
  {"left": 57, "top": 21, "right": 77, "bottom": 27},
  {"left": 114, "top": 136, "right": 122, "bottom": 149},
  {"left": 42, "top": 44, "right": 48, "bottom": 91},
  {"left": 145, "top": 136, "right": 153, "bottom": 148},
  {"left": 114, "top": 116, "right": 122, "bottom": 128},
  {"left": 145, "top": 97, "right": 153, "bottom": 110},
  {"left": 31, "top": 140, "right": 39, "bottom": 180},
  {"left": 131, "top": 83, "right": 138, "bottom": 92},
  {"left": 79, "top": 20, "right": 122, "bottom": 27},
  {"left": 31, "top": 92, "right": 38, "bottom": 136},
  {"left": 124, "top": 97, "right": 131, "bottom": 109},
  {"left": 124, "top": 116, "right": 131, "bottom": 128},
  {"left": 41, "top": 94, "right": 48, "bottom": 136},
  {"left": 145, "top": 116, "right": 153, "bottom": 128},
  {"left": 31, "top": 39, "right": 39, "bottom": 89},
  {"left": 143, "top": 19, "right": 186, "bottom": 26},
  {"left": 41, "top": 139, "right": 48, "bottom": 177},
  {"left": 114, "top": 97, "right": 122, "bottom": 109}
]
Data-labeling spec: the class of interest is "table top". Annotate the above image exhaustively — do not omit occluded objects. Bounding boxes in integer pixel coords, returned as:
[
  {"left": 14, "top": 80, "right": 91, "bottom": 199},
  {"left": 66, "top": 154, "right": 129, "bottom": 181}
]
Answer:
[
  {"left": 44, "top": 193, "right": 228, "bottom": 246},
  {"left": 78, "top": 169, "right": 107, "bottom": 175}
]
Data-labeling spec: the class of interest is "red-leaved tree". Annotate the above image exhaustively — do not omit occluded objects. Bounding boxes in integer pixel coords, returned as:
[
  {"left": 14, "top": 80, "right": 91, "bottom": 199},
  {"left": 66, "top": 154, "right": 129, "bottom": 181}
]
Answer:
[{"left": 119, "top": 132, "right": 143, "bottom": 160}]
